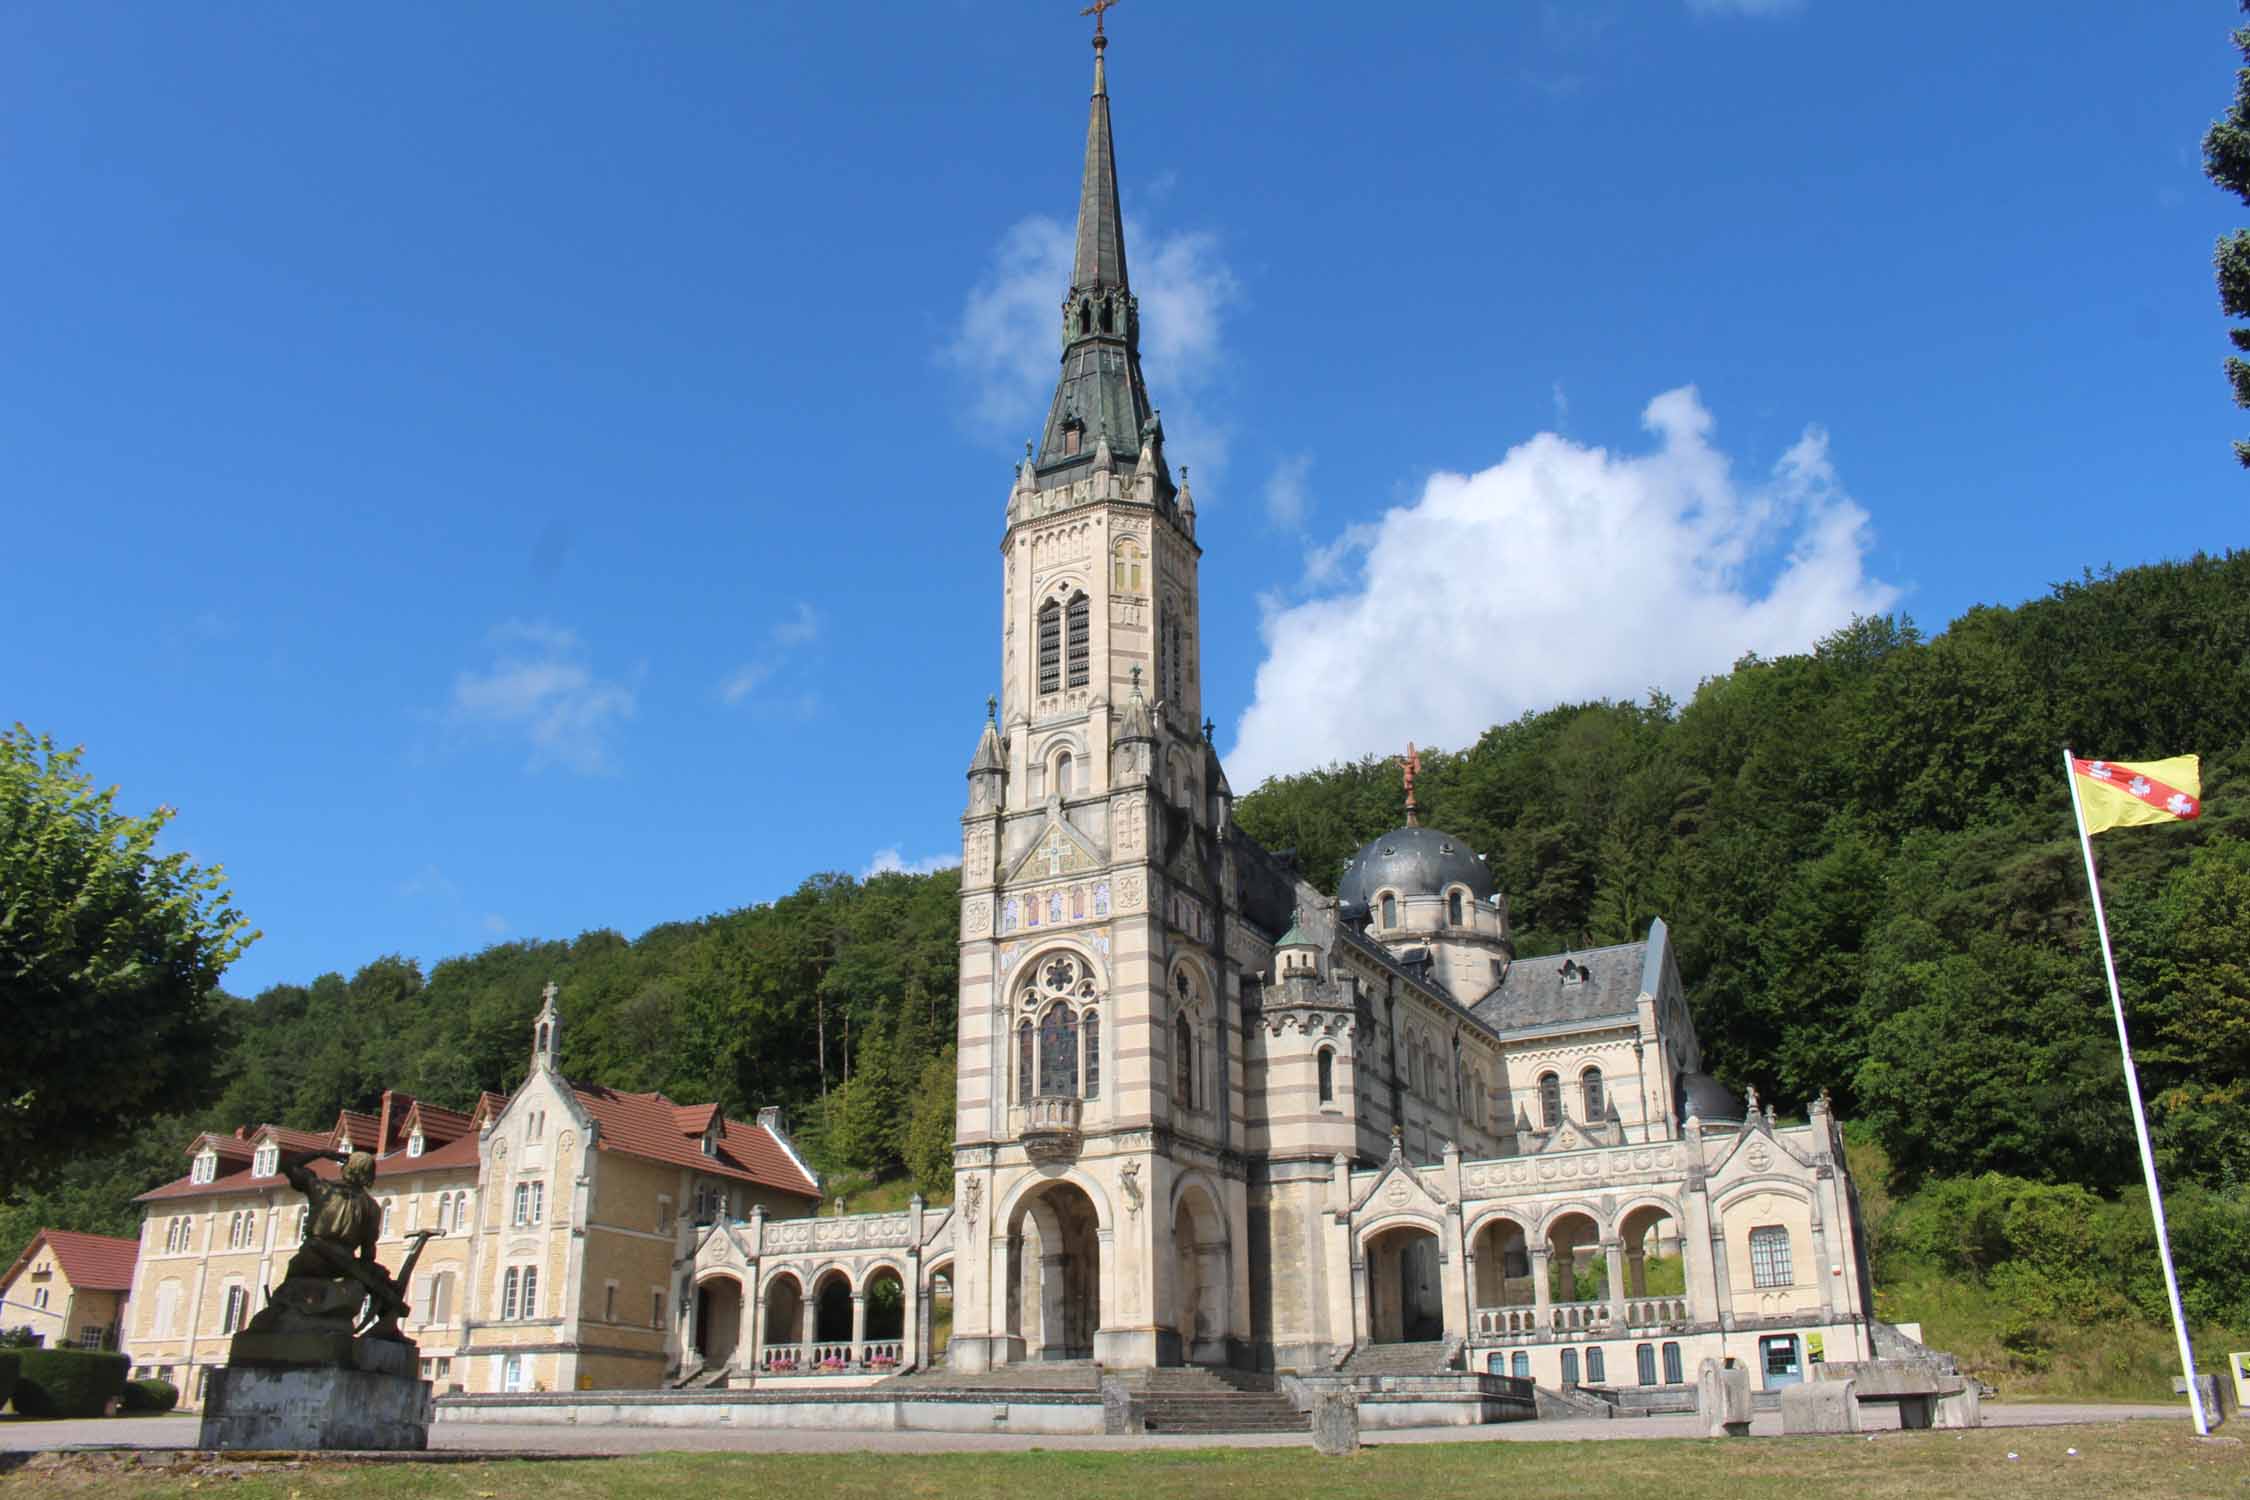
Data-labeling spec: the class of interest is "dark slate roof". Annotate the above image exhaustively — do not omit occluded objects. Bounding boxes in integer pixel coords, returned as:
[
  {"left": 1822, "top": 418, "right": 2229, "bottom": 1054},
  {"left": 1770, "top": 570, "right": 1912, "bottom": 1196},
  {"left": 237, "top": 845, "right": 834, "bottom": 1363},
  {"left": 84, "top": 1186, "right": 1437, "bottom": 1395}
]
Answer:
[
  {"left": 1033, "top": 36, "right": 1167, "bottom": 486},
  {"left": 1073, "top": 40, "right": 1127, "bottom": 294},
  {"left": 1337, "top": 825, "right": 1497, "bottom": 918},
  {"left": 1471, "top": 941, "right": 1648, "bottom": 1035}
]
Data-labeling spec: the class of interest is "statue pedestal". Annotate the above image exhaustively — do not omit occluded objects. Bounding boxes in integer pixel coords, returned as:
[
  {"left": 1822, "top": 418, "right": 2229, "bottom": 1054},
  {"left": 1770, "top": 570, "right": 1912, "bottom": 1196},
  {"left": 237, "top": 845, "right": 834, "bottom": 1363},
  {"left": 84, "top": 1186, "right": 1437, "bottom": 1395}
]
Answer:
[{"left": 198, "top": 1334, "right": 431, "bottom": 1451}]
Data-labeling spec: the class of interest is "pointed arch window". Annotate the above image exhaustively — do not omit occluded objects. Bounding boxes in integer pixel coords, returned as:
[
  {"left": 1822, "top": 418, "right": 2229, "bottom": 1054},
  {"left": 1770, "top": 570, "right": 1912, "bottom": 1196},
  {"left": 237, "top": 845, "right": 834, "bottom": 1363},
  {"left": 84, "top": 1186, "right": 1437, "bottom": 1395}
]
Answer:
[
  {"left": 1017, "top": 1020, "right": 1035, "bottom": 1103},
  {"left": 1113, "top": 539, "right": 1144, "bottom": 594},
  {"left": 1174, "top": 1012, "right": 1195, "bottom": 1110},
  {"left": 1065, "top": 593, "right": 1090, "bottom": 687},
  {"left": 1317, "top": 1047, "right": 1335, "bottom": 1105},
  {"left": 1581, "top": 1067, "right": 1605, "bottom": 1121},
  {"left": 1037, "top": 599, "right": 1063, "bottom": 695},
  {"left": 1082, "top": 1008, "right": 1100, "bottom": 1098},
  {"left": 1538, "top": 1072, "right": 1562, "bottom": 1130},
  {"left": 1039, "top": 1006, "right": 1079, "bottom": 1098}
]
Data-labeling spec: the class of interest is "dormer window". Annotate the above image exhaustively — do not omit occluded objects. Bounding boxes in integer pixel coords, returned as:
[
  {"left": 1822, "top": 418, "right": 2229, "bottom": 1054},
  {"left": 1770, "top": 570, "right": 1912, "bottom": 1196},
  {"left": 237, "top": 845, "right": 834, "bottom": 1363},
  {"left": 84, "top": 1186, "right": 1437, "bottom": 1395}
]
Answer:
[
  {"left": 407, "top": 1131, "right": 425, "bottom": 1159},
  {"left": 191, "top": 1149, "right": 218, "bottom": 1184},
  {"left": 701, "top": 1125, "right": 719, "bottom": 1158},
  {"left": 1560, "top": 959, "right": 1587, "bottom": 985},
  {"left": 252, "top": 1144, "right": 278, "bottom": 1178}
]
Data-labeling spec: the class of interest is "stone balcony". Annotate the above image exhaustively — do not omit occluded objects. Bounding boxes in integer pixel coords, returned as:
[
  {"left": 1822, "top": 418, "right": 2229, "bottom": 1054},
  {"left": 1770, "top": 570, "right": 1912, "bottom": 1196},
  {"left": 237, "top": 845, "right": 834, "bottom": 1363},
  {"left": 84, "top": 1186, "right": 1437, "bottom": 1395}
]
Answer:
[
  {"left": 1472, "top": 1295, "right": 1692, "bottom": 1341},
  {"left": 1023, "top": 1094, "right": 1084, "bottom": 1164}
]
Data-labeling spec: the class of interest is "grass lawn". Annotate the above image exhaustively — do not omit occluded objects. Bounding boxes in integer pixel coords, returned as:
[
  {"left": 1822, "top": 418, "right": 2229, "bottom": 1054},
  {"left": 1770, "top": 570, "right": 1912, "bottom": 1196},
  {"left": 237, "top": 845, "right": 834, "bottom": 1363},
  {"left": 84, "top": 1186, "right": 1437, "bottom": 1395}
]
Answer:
[{"left": 3, "top": 1424, "right": 2243, "bottom": 1500}]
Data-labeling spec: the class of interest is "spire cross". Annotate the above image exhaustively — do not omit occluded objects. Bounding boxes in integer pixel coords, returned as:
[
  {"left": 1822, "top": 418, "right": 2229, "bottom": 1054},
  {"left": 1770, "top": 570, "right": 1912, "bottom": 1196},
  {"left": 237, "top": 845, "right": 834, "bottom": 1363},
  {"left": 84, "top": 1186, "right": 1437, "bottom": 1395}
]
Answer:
[
  {"left": 1080, "top": 0, "right": 1121, "bottom": 40},
  {"left": 1401, "top": 742, "right": 1422, "bottom": 827}
]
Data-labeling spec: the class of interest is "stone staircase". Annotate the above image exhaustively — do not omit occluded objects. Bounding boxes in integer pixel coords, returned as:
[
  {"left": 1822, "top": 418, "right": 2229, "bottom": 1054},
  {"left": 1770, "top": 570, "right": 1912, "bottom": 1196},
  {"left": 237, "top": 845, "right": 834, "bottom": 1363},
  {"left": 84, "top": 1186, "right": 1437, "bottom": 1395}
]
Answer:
[
  {"left": 670, "top": 1360, "right": 731, "bottom": 1390},
  {"left": 1338, "top": 1340, "right": 1454, "bottom": 1377},
  {"left": 1111, "top": 1366, "right": 1308, "bottom": 1435}
]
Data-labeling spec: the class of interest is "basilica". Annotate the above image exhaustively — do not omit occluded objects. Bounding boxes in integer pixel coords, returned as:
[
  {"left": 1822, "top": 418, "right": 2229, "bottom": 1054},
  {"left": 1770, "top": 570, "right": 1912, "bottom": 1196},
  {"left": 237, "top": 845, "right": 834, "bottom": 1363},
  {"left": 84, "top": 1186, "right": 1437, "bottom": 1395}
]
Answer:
[
  {"left": 117, "top": 23, "right": 1885, "bottom": 1412},
  {"left": 934, "top": 23, "right": 1878, "bottom": 1390}
]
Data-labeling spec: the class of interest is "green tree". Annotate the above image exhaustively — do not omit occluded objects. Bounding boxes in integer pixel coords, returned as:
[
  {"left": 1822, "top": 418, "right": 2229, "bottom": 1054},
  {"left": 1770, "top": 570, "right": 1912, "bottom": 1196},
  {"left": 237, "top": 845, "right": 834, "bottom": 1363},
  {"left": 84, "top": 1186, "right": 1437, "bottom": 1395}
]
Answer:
[
  {"left": 2207, "top": 1, "right": 2250, "bottom": 466},
  {"left": 0, "top": 728, "right": 257, "bottom": 1190}
]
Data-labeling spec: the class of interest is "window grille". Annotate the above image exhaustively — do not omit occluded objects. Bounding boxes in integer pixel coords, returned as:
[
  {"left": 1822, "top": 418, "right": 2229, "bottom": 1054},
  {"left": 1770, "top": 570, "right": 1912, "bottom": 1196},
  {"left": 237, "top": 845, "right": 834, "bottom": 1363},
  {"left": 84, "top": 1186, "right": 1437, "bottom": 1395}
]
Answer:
[
  {"left": 1560, "top": 1347, "right": 1579, "bottom": 1386},
  {"left": 1037, "top": 600, "right": 1063, "bottom": 694},
  {"left": 1637, "top": 1343, "right": 1657, "bottom": 1385},
  {"left": 1066, "top": 593, "right": 1090, "bottom": 687},
  {"left": 1586, "top": 1346, "right": 1606, "bottom": 1384},
  {"left": 1748, "top": 1225, "right": 1792, "bottom": 1288},
  {"left": 1662, "top": 1342, "right": 1684, "bottom": 1384}
]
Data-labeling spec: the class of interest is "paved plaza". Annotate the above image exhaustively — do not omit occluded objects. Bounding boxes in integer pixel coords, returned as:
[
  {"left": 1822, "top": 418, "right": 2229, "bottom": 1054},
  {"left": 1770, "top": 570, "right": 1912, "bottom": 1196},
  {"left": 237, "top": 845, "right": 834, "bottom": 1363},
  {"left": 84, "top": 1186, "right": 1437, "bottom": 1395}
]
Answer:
[{"left": 0, "top": 1403, "right": 2189, "bottom": 1457}]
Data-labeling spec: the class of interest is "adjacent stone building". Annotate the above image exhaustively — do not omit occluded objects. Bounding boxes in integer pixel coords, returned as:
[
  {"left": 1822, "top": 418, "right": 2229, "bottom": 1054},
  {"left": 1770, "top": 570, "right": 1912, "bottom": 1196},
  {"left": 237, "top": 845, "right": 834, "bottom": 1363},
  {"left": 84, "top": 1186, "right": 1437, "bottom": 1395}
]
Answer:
[{"left": 0, "top": 1229, "right": 136, "bottom": 1352}]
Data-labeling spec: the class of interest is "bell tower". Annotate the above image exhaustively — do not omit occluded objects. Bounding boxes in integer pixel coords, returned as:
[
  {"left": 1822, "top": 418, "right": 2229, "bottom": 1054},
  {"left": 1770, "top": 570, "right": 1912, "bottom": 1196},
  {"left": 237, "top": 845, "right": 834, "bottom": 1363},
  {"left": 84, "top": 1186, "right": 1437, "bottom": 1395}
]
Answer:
[{"left": 951, "top": 14, "right": 1243, "bottom": 1374}]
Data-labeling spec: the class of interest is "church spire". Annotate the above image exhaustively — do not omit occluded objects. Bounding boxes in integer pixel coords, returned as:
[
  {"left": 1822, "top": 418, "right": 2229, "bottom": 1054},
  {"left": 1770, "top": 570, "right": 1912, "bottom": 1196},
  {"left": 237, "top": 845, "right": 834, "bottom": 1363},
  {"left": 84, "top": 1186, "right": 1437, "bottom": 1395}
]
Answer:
[
  {"left": 1033, "top": 11, "right": 1165, "bottom": 485},
  {"left": 1074, "top": 19, "right": 1128, "bottom": 296}
]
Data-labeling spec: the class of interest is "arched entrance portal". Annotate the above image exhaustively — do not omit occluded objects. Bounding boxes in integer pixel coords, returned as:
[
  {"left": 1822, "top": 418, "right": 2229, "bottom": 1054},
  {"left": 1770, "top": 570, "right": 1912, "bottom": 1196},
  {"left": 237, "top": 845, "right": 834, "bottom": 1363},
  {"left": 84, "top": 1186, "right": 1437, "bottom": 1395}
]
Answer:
[
  {"left": 1545, "top": 1210, "right": 1603, "bottom": 1311},
  {"left": 1172, "top": 1183, "right": 1231, "bottom": 1364},
  {"left": 695, "top": 1275, "right": 743, "bottom": 1368},
  {"left": 1007, "top": 1180, "right": 1102, "bottom": 1362},
  {"left": 1366, "top": 1224, "right": 1443, "bottom": 1343}
]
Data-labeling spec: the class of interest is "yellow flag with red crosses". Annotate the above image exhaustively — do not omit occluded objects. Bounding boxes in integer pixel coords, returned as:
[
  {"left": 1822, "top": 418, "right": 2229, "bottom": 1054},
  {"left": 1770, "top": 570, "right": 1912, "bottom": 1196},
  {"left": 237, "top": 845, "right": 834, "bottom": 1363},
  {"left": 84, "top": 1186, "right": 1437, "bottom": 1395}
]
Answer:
[{"left": 2070, "top": 756, "right": 2202, "bottom": 834}]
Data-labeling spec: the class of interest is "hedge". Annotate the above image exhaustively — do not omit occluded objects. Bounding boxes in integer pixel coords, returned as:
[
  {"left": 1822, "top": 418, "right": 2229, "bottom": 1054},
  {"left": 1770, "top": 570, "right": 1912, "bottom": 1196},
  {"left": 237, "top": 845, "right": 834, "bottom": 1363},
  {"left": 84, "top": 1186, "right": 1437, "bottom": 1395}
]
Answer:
[
  {"left": 0, "top": 1352, "right": 17, "bottom": 1411},
  {"left": 10, "top": 1347, "right": 128, "bottom": 1418},
  {"left": 121, "top": 1377, "right": 179, "bottom": 1414}
]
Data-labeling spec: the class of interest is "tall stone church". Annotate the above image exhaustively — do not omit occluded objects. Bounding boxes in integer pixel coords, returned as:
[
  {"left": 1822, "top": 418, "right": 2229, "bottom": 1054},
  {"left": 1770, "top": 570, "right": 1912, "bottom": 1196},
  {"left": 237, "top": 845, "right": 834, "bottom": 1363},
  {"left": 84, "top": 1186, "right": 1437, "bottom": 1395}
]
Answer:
[{"left": 946, "top": 25, "right": 1876, "bottom": 1386}]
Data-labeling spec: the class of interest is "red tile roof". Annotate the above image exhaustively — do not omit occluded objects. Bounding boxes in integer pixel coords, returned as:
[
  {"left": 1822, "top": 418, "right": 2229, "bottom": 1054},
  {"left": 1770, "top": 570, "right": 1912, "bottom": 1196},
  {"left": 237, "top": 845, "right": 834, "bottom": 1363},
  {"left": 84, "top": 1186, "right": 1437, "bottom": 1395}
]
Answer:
[
  {"left": 567, "top": 1084, "right": 819, "bottom": 1200},
  {"left": 1, "top": 1229, "right": 138, "bottom": 1294},
  {"left": 136, "top": 1096, "right": 485, "bottom": 1203}
]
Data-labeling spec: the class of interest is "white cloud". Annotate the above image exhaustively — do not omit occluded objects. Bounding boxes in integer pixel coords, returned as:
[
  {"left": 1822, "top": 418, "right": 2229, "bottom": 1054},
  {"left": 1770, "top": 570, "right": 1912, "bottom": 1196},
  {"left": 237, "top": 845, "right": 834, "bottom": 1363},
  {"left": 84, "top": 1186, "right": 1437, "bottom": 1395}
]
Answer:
[
  {"left": 719, "top": 603, "right": 820, "bottom": 706},
  {"left": 481, "top": 913, "right": 510, "bottom": 936},
  {"left": 1264, "top": 453, "right": 1313, "bottom": 529},
  {"left": 450, "top": 620, "right": 636, "bottom": 774},
  {"left": 862, "top": 846, "right": 962, "bottom": 879},
  {"left": 946, "top": 212, "right": 1240, "bottom": 480},
  {"left": 1227, "top": 386, "right": 1898, "bottom": 791}
]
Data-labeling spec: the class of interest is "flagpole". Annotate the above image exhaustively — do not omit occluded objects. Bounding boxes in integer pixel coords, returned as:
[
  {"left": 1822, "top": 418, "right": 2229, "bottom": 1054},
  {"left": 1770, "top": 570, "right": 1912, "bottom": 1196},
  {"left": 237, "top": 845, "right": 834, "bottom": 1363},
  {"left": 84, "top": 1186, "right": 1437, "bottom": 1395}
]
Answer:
[{"left": 2063, "top": 747, "right": 2209, "bottom": 1437}]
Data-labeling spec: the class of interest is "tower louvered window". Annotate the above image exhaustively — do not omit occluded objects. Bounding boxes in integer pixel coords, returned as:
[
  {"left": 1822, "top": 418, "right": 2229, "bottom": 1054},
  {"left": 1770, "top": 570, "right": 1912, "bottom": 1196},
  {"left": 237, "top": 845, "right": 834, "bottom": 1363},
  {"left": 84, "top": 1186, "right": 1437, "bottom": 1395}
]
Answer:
[
  {"left": 1065, "top": 593, "right": 1090, "bottom": 687},
  {"left": 1037, "top": 600, "right": 1063, "bottom": 695}
]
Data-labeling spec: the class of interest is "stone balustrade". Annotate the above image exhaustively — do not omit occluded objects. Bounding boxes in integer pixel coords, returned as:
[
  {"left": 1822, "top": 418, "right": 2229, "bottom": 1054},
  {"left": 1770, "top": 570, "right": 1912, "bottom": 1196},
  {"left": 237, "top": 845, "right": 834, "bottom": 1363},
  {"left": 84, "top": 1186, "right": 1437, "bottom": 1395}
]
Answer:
[{"left": 1022, "top": 1094, "right": 1084, "bottom": 1164}]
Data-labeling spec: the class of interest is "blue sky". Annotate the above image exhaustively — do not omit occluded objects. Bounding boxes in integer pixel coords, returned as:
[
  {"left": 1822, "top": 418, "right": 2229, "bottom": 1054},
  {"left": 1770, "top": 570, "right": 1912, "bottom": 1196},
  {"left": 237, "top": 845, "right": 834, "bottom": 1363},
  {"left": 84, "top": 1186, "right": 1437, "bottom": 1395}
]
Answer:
[{"left": 5, "top": 1, "right": 2244, "bottom": 997}]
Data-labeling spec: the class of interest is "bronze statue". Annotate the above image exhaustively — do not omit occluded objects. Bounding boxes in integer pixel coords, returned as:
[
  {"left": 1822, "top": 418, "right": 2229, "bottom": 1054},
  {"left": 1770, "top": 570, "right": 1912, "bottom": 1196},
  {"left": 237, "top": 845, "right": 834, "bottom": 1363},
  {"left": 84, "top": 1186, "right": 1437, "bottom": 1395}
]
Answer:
[{"left": 241, "top": 1149, "right": 432, "bottom": 1344}]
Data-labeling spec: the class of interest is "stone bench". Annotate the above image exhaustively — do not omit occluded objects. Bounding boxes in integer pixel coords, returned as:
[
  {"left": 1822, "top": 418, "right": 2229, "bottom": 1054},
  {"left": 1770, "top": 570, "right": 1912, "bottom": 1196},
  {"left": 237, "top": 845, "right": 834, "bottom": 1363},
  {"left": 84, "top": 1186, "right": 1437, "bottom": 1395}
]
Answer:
[{"left": 1806, "top": 1361, "right": 1978, "bottom": 1431}]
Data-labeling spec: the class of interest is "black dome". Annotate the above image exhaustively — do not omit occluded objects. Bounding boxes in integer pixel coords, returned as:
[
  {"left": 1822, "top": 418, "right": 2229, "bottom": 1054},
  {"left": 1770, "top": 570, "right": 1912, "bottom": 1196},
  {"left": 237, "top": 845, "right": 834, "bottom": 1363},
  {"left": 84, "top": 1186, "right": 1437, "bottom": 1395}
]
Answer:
[
  {"left": 1676, "top": 1071, "right": 1742, "bottom": 1125},
  {"left": 1336, "top": 825, "right": 1495, "bottom": 920}
]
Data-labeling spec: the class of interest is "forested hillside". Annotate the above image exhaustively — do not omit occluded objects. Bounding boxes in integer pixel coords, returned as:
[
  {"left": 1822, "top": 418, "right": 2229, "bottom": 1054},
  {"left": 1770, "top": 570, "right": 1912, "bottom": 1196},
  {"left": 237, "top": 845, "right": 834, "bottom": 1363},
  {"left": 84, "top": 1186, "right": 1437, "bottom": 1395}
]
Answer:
[{"left": 6, "top": 552, "right": 2248, "bottom": 1393}]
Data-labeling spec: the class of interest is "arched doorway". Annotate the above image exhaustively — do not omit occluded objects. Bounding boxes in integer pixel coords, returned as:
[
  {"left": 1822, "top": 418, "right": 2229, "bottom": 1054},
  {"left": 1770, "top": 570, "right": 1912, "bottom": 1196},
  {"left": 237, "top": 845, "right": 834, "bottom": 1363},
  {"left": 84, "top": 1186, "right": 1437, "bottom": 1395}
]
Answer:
[
  {"left": 863, "top": 1265, "right": 906, "bottom": 1362},
  {"left": 695, "top": 1274, "right": 743, "bottom": 1368},
  {"left": 1470, "top": 1216, "right": 1535, "bottom": 1328},
  {"left": 760, "top": 1271, "right": 804, "bottom": 1370},
  {"left": 812, "top": 1269, "right": 854, "bottom": 1355},
  {"left": 1172, "top": 1182, "right": 1230, "bottom": 1364},
  {"left": 924, "top": 1263, "right": 953, "bottom": 1363},
  {"left": 1007, "top": 1180, "right": 1102, "bottom": 1361},
  {"left": 1544, "top": 1210, "right": 1603, "bottom": 1314},
  {"left": 1365, "top": 1224, "right": 1443, "bottom": 1343},
  {"left": 1618, "top": 1204, "right": 1684, "bottom": 1301}
]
